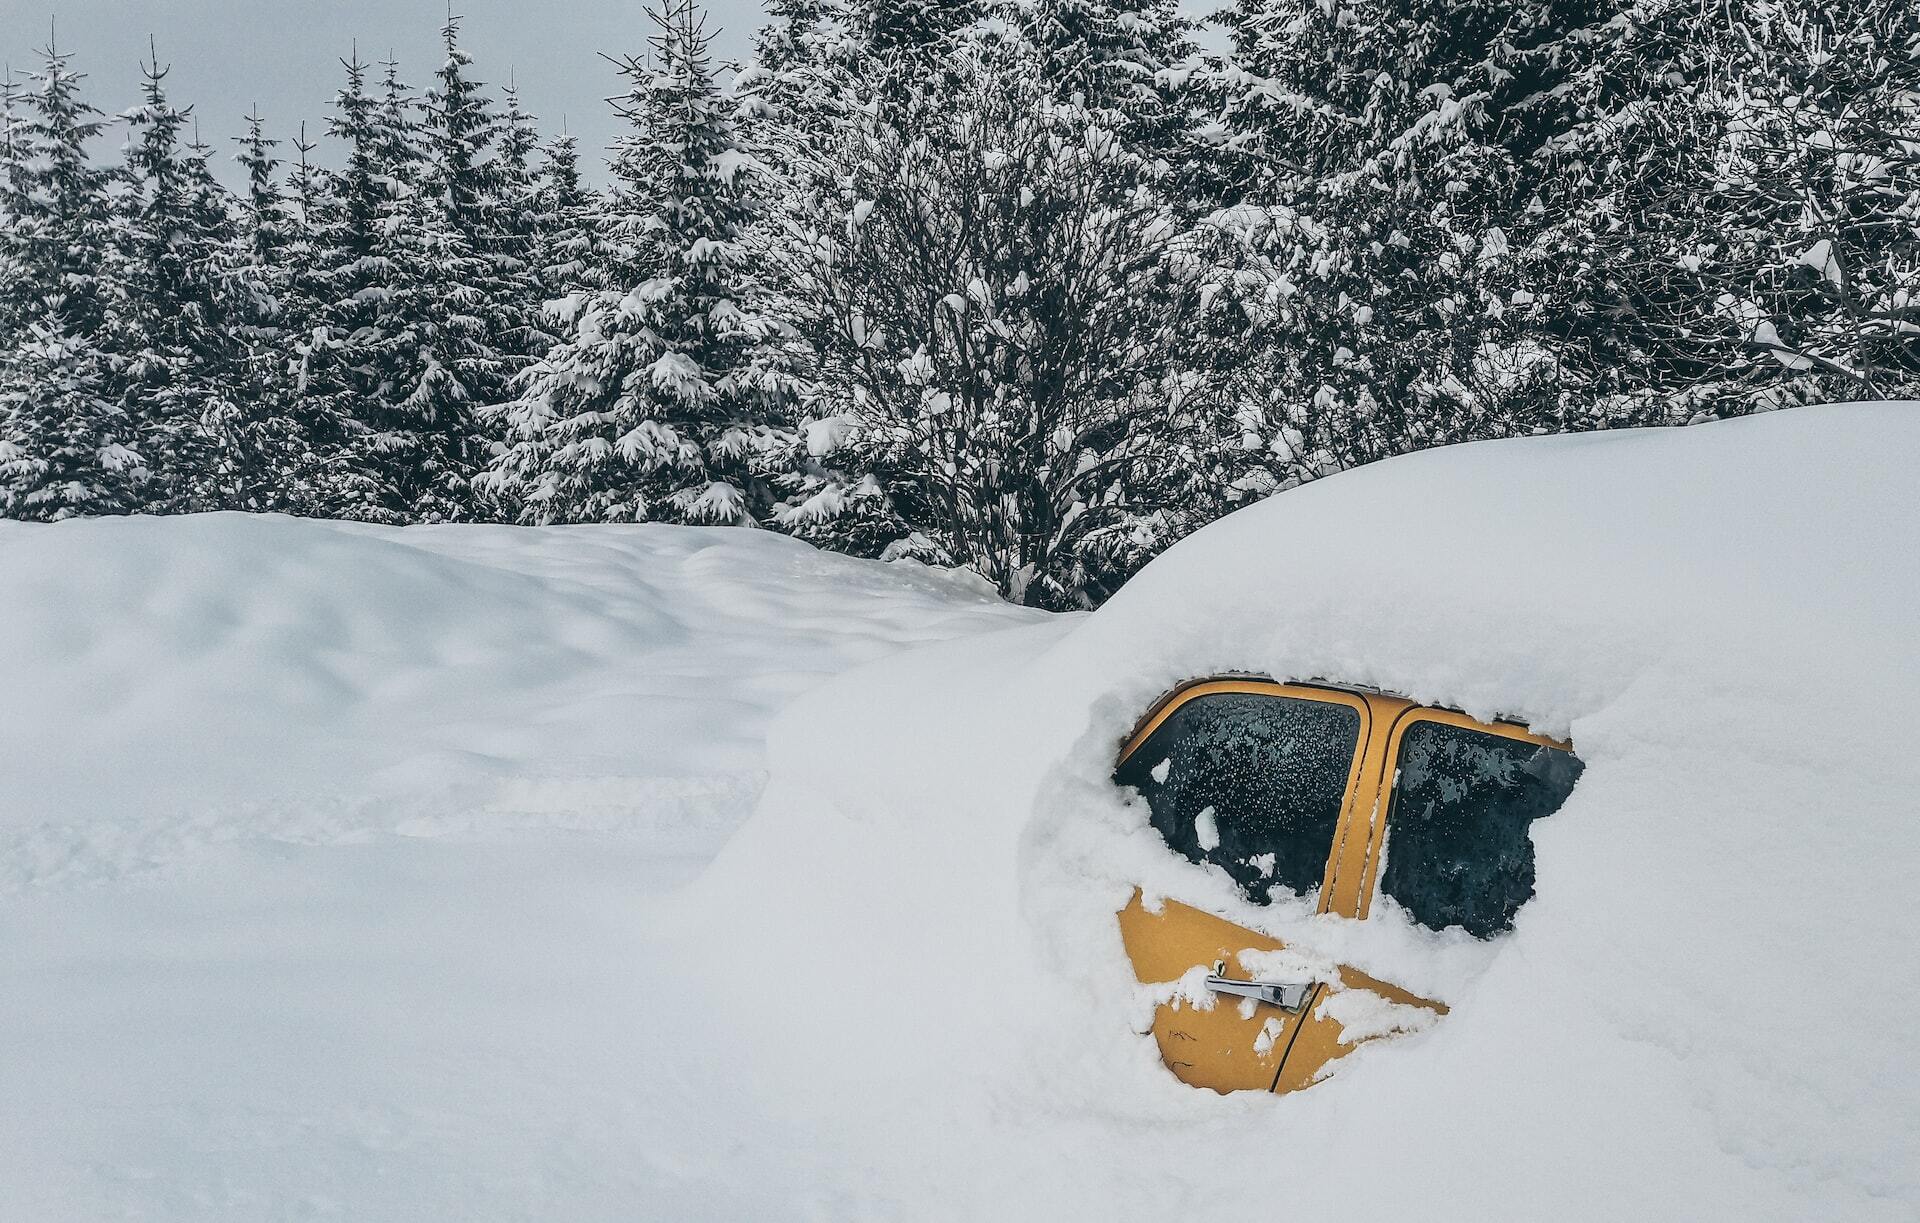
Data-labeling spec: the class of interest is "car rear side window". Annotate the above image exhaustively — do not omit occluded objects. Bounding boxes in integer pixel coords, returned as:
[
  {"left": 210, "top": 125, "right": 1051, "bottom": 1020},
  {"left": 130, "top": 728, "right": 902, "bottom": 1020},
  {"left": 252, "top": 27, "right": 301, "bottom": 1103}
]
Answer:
[
  {"left": 1379, "top": 721, "right": 1583, "bottom": 938},
  {"left": 1115, "top": 692, "right": 1360, "bottom": 903}
]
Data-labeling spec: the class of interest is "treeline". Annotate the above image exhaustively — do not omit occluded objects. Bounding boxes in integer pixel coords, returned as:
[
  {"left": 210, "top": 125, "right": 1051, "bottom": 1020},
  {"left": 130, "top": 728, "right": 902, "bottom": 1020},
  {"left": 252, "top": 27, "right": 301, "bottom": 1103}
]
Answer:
[{"left": 2, "top": 1, "right": 1916, "bottom": 607}]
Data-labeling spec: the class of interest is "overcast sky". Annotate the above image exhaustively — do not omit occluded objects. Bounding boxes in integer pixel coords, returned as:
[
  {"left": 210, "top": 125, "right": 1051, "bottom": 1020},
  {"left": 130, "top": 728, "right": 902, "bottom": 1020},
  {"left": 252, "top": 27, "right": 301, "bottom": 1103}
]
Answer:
[
  {"left": 1, "top": 1, "right": 769, "bottom": 184},
  {"left": 3, "top": 2, "right": 1220, "bottom": 186}
]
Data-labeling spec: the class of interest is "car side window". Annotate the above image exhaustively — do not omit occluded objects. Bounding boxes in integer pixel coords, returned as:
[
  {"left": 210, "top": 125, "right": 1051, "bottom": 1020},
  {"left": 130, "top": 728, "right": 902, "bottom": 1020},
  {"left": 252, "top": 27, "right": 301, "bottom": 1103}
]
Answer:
[
  {"left": 1115, "top": 692, "right": 1360, "bottom": 904},
  {"left": 1379, "top": 721, "right": 1583, "bottom": 938}
]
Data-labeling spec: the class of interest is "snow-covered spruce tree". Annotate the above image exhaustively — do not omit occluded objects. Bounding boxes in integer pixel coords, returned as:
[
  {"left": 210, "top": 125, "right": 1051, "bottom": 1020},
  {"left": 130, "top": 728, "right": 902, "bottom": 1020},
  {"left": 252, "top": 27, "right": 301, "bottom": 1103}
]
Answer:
[
  {"left": 231, "top": 109, "right": 294, "bottom": 288},
  {"left": 735, "top": 0, "right": 860, "bottom": 186},
  {"left": 531, "top": 130, "right": 614, "bottom": 296},
  {"left": 858, "top": 0, "right": 983, "bottom": 70},
  {"left": 0, "top": 70, "right": 32, "bottom": 349},
  {"left": 0, "top": 44, "right": 117, "bottom": 341},
  {"left": 199, "top": 106, "right": 325, "bottom": 512},
  {"left": 479, "top": 0, "right": 803, "bottom": 526},
  {"left": 1711, "top": 3, "right": 1920, "bottom": 400},
  {"left": 289, "top": 51, "right": 424, "bottom": 521},
  {"left": 112, "top": 47, "right": 245, "bottom": 512},
  {"left": 0, "top": 42, "right": 143, "bottom": 519},
  {"left": 492, "top": 78, "right": 561, "bottom": 358},
  {"left": 1544, "top": 1, "right": 1920, "bottom": 413},
  {"left": 1005, "top": 0, "right": 1197, "bottom": 157},
  {"left": 784, "top": 18, "right": 1235, "bottom": 607},
  {"left": 299, "top": 48, "right": 485, "bottom": 521},
  {"left": 388, "top": 15, "right": 534, "bottom": 520},
  {"left": 732, "top": 0, "right": 861, "bottom": 332},
  {"left": 1181, "top": 0, "right": 1643, "bottom": 496},
  {"left": 256, "top": 119, "right": 389, "bottom": 515}
]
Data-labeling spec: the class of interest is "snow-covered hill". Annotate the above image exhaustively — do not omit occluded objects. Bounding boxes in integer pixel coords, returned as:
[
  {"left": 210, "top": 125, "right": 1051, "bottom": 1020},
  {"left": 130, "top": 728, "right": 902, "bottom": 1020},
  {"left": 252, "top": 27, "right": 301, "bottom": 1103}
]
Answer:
[{"left": 0, "top": 515, "right": 1048, "bottom": 1218}]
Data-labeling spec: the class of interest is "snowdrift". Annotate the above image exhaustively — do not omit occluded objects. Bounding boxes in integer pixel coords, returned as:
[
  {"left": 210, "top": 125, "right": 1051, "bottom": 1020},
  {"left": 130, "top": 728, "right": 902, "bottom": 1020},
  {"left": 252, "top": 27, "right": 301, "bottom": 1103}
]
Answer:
[
  {"left": 0, "top": 514, "right": 1042, "bottom": 1219},
  {"left": 4, "top": 405, "right": 1916, "bottom": 1221},
  {"left": 684, "top": 402, "right": 1920, "bottom": 1220},
  {"left": 0, "top": 513, "right": 1037, "bottom": 887}
]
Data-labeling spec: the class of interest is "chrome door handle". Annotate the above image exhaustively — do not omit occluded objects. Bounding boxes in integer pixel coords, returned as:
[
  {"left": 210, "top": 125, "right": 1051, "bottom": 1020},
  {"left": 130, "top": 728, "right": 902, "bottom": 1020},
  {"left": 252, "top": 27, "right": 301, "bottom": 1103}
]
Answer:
[{"left": 1205, "top": 961, "right": 1313, "bottom": 1013}]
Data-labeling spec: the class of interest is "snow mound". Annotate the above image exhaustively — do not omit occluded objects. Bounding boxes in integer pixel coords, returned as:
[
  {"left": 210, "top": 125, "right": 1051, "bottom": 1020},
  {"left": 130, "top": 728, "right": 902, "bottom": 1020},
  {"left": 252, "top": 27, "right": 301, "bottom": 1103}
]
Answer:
[
  {"left": 0, "top": 515, "right": 1045, "bottom": 1220},
  {"left": 0, "top": 513, "right": 1035, "bottom": 891},
  {"left": 684, "top": 403, "right": 1920, "bottom": 1221},
  {"left": 7, "top": 406, "right": 1917, "bottom": 1221}
]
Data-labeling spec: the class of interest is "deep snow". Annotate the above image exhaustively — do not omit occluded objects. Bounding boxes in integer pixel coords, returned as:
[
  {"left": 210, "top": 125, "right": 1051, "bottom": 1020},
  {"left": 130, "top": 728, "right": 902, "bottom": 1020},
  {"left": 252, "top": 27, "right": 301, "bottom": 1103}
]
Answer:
[
  {"left": 0, "top": 515, "right": 1045, "bottom": 1218},
  {"left": 5, "top": 404, "right": 1919, "bottom": 1221},
  {"left": 682, "top": 402, "right": 1920, "bottom": 1220}
]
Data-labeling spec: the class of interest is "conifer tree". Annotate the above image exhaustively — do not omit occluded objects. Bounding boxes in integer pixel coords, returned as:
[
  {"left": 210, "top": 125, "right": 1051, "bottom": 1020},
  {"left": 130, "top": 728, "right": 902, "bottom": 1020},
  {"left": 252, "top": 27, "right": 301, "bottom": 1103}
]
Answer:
[
  {"left": 533, "top": 130, "right": 612, "bottom": 295},
  {"left": 494, "top": 78, "right": 545, "bottom": 294},
  {"left": 481, "top": 0, "right": 802, "bottom": 525},
  {"left": 297, "top": 50, "right": 409, "bottom": 520},
  {"left": 384, "top": 15, "right": 515, "bottom": 519},
  {"left": 114, "top": 45, "right": 242, "bottom": 510},
  {"left": 0, "top": 69, "right": 31, "bottom": 348},
  {"left": 0, "top": 41, "right": 116, "bottom": 339},
  {"left": 0, "top": 42, "right": 140, "bottom": 519},
  {"left": 1004, "top": 0, "right": 1194, "bottom": 136},
  {"left": 232, "top": 109, "right": 289, "bottom": 271},
  {"left": 481, "top": 73, "right": 556, "bottom": 372},
  {"left": 859, "top": 0, "right": 981, "bottom": 70},
  {"left": 1536, "top": 1, "right": 1920, "bottom": 413},
  {"left": 202, "top": 106, "right": 323, "bottom": 511},
  {"left": 1180, "top": 0, "right": 1597, "bottom": 490}
]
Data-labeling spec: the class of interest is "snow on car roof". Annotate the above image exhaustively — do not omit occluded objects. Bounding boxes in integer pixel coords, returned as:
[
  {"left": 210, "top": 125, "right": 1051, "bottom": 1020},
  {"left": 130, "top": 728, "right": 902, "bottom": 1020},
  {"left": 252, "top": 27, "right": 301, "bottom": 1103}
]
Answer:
[
  {"left": 691, "top": 402, "right": 1920, "bottom": 1220},
  {"left": 3, "top": 405, "right": 1911, "bottom": 1219}
]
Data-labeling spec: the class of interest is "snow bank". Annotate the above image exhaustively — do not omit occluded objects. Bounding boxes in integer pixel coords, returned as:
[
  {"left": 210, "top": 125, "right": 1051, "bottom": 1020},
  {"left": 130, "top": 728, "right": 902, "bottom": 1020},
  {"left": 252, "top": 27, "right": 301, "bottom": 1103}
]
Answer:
[
  {"left": 0, "top": 513, "right": 1035, "bottom": 890},
  {"left": 681, "top": 403, "right": 1920, "bottom": 1220},
  {"left": 0, "top": 514, "right": 1042, "bottom": 1219},
  {"left": 7, "top": 405, "right": 1917, "bottom": 1221}
]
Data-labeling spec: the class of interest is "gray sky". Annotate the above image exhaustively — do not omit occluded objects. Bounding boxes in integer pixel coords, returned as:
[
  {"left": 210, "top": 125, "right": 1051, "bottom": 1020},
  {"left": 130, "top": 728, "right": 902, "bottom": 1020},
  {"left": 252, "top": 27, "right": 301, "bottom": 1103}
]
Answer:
[
  {"left": 3, "top": 2, "right": 1222, "bottom": 187},
  {"left": 1, "top": 1, "right": 770, "bottom": 184}
]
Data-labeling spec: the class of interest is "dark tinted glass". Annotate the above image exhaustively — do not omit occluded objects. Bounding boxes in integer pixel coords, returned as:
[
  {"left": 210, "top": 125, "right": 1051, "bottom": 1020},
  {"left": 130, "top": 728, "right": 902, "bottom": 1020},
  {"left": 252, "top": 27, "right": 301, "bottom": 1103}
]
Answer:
[
  {"left": 1115, "top": 692, "right": 1360, "bottom": 903},
  {"left": 1379, "top": 721, "right": 1583, "bottom": 938}
]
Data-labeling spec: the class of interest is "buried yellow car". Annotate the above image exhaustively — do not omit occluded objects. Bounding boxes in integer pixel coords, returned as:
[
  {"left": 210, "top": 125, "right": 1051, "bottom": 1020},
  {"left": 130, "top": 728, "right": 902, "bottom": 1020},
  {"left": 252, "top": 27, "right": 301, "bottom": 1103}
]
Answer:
[{"left": 1113, "top": 678, "right": 1581, "bottom": 1093}]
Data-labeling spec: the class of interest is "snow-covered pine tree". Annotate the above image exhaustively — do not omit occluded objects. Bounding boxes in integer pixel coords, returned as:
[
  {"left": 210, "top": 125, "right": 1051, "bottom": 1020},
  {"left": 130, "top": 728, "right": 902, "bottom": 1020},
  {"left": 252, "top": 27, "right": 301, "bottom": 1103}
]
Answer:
[
  {"left": 479, "top": 0, "right": 803, "bottom": 526},
  {"left": 531, "top": 130, "right": 613, "bottom": 295},
  {"left": 265, "top": 118, "right": 387, "bottom": 515},
  {"left": 733, "top": 0, "right": 860, "bottom": 339},
  {"left": 1548, "top": 1, "right": 1920, "bottom": 413},
  {"left": 373, "top": 52, "right": 423, "bottom": 193},
  {"left": 385, "top": 14, "right": 521, "bottom": 520},
  {"left": 296, "top": 49, "right": 415, "bottom": 521},
  {"left": 113, "top": 45, "right": 242, "bottom": 512},
  {"left": 1181, "top": 0, "right": 1592, "bottom": 494},
  {"left": 0, "top": 41, "right": 142, "bottom": 519},
  {"left": 202, "top": 106, "right": 323, "bottom": 512},
  {"left": 492, "top": 78, "right": 559, "bottom": 359},
  {"left": 1712, "top": 3, "right": 1920, "bottom": 401},
  {"left": 1000, "top": 0, "right": 1195, "bottom": 147},
  {"left": 0, "top": 69, "right": 31, "bottom": 349},
  {"left": 753, "top": 0, "right": 839, "bottom": 79},
  {"left": 736, "top": 0, "right": 858, "bottom": 184},
  {"left": 300, "top": 47, "right": 486, "bottom": 521},
  {"left": 0, "top": 41, "right": 117, "bottom": 343},
  {"left": 233, "top": 109, "right": 289, "bottom": 274},
  {"left": 859, "top": 0, "right": 982, "bottom": 71}
]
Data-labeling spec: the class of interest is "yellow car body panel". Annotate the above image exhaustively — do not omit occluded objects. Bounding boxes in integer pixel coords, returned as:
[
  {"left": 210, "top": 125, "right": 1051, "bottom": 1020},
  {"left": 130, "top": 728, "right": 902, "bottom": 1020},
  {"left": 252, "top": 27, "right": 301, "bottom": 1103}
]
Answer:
[
  {"left": 1118, "top": 892, "right": 1449, "bottom": 1095},
  {"left": 1116, "top": 678, "right": 1566, "bottom": 1095}
]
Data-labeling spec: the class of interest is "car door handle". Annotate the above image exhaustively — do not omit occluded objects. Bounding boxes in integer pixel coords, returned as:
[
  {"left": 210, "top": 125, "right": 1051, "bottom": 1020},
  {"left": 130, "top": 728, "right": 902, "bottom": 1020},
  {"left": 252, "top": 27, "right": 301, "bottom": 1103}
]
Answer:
[{"left": 1205, "top": 962, "right": 1314, "bottom": 1013}]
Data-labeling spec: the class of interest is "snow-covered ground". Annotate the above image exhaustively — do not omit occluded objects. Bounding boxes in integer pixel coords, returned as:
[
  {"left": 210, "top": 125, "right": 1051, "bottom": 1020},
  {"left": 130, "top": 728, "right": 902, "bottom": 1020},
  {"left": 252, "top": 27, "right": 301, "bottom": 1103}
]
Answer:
[
  {"left": 6, "top": 404, "right": 1920, "bottom": 1221},
  {"left": 0, "top": 516, "right": 1047, "bottom": 1218}
]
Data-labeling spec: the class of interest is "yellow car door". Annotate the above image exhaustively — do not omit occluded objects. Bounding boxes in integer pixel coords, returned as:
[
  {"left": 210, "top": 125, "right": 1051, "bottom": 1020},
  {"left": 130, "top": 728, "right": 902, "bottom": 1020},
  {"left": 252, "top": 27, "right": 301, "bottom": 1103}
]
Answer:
[{"left": 1116, "top": 681, "right": 1581, "bottom": 1095}]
